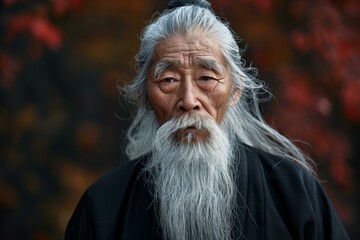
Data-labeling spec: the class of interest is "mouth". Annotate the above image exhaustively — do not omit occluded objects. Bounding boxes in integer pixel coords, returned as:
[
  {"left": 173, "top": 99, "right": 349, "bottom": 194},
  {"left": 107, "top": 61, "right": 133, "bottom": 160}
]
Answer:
[
  {"left": 178, "top": 125, "right": 198, "bottom": 135},
  {"left": 174, "top": 126, "right": 209, "bottom": 143}
]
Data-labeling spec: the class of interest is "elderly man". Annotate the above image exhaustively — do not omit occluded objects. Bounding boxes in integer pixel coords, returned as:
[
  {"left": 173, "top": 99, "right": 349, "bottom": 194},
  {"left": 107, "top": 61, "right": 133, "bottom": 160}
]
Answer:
[{"left": 65, "top": 0, "right": 349, "bottom": 239}]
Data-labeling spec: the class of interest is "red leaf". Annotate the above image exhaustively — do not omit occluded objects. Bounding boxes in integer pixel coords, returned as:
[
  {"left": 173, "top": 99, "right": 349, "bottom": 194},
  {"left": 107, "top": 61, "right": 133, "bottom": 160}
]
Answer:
[
  {"left": 5, "top": 14, "right": 32, "bottom": 42},
  {"left": 329, "top": 159, "right": 354, "bottom": 193},
  {"left": 342, "top": 81, "right": 360, "bottom": 122},
  {"left": 277, "top": 68, "right": 315, "bottom": 110},
  {"left": 6, "top": 14, "right": 62, "bottom": 50},
  {"left": 240, "top": 0, "right": 273, "bottom": 12},
  {"left": 315, "top": 97, "right": 332, "bottom": 116},
  {"left": 0, "top": 54, "right": 21, "bottom": 89},
  {"left": 3, "top": 0, "right": 17, "bottom": 7},
  {"left": 51, "top": 0, "right": 83, "bottom": 16},
  {"left": 291, "top": 31, "right": 311, "bottom": 53},
  {"left": 29, "top": 17, "right": 62, "bottom": 50}
]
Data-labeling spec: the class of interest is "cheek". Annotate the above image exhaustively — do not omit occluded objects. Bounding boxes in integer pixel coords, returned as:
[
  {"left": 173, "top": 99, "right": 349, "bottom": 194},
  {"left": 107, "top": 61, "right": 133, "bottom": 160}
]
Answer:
[
  {"left": 146, "top": 85, "right": 174, "bottom": 123},
  {"left": 215, "top": 101, "right": 230, "bottom": 122},
  {"left": 211, "top": 88, "right": 232, "bottom": 122}
]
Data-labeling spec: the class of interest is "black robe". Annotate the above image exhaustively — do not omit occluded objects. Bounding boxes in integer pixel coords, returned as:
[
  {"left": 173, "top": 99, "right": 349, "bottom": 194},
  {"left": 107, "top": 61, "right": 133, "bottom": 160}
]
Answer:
[{"left": 65, "top": 144, "right": 349, "bottom": 239}]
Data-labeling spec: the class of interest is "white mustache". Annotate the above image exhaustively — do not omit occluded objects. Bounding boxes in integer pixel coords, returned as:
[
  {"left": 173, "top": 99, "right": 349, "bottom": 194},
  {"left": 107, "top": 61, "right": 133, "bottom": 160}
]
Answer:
[
  {"left": 155, "top": 114, "right": 214, "bottom": 141},
  {"left": 167, "top": 114, "right": 210, "bottom": 130}
]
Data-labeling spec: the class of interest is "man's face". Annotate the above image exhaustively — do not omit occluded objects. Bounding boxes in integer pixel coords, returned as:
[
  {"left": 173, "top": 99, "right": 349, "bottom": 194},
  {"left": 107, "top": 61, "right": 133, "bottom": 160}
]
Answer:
[{"left": 146, "top": 33, "right": 234, "bottom": 140}]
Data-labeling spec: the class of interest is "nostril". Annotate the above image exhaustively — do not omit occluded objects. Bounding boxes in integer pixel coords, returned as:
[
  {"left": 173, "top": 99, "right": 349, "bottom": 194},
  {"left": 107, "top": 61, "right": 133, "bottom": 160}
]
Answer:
[{"left": 179, "top": 106, "right": 200, "bottom": 112}]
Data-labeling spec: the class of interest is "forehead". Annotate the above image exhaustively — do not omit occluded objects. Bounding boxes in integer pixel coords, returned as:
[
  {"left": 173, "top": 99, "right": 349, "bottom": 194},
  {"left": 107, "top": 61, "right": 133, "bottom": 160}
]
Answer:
[{"left": 153, "top": 34, "right": 226, "bottom": 65}]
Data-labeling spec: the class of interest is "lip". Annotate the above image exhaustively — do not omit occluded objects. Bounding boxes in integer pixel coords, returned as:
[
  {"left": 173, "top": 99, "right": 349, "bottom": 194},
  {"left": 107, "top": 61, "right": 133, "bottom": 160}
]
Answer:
[
  {"left": 181, "top": 127, "right": 198, "bottom": 134},
  {"left": 174, "top": 126, "right": 209, "bottom": 143},
  {"left": 181, "top": 125, "right": 200, "bottom": 133}
]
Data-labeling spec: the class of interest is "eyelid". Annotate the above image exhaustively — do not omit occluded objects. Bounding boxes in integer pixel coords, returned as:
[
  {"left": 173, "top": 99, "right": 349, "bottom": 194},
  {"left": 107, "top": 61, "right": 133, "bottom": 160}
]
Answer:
[
  {"left": 199, "top": 76, "right": 216, "bottom": 81},
  {"left": 162, "top": 77, "right": 178, "bottom": 83},
  {"left": 157, "top": 77, "right": 179, "bottom": 93},
  {"left": 197, "top": 71, "right": 224, "bottom": 81},
  {"left": 198, "top": 67, "right": 223, "bottom": 76},
  {"left": 154, "top": 72, "right": 176, "bottom": 82}
]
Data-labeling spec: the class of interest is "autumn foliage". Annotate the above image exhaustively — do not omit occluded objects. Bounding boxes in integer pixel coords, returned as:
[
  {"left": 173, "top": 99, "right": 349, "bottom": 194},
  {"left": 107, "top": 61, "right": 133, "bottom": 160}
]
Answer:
[{"left": 1, "top": 0, "right": 359, "bottom": 238}]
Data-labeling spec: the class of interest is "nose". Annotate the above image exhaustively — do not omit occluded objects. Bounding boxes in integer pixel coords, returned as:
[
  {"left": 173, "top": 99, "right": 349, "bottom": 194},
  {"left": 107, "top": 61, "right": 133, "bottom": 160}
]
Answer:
[{"left": 177, "top": 81, "right": 201, "bottom": 113}]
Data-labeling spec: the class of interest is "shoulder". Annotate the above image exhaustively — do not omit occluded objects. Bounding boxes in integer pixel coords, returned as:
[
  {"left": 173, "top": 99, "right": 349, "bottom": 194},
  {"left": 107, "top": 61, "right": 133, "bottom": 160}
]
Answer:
[
  {"left": 87, "top": 158, "right": 142, "bottom": 199},
  {"left": 241, "top": 145, "right": 350, "bottom": 239},
  {"left": 242, "top": 144, "right": 324, "bottom": 213},
  {"left": 65, "top": 158, "right": 148, "bottom": 239},
  {"left": 90, "top": 160, "right": 140, "bottom": 190},
  {"left": 242, "top": 144, "right": 317, "bottom": 193},
  {"left": 79, "top": 157, "right": 147, "bottom": 226},
  {"left": 243, "top": 144, "right": 314, "bottom": 178}
]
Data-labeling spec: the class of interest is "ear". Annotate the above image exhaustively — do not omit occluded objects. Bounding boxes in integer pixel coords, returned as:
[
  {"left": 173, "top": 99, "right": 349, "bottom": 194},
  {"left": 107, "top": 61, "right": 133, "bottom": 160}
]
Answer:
[{"left": 229, "top": 88, "right": 241, "bottom": 106}]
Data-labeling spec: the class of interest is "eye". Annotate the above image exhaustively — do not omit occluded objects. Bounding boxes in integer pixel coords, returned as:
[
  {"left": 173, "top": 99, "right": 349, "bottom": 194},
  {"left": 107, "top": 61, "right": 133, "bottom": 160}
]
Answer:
[
  {"left": 199, "top": 76, "right": 216, "bottom": 81},
  {"left": 197, "top": 76, "right": 219, "bottom": 91},
  {"left": 158, "top": 77, "right": 179, "bottom": 93},
  {"left": 163, "top": 77, "right": 177, "bottom": 83}
]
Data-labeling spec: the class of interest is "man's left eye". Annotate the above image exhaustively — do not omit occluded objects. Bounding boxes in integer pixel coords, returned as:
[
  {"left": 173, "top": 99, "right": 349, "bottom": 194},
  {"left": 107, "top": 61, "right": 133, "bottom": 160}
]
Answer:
[{"left": 200, "top": 76, "right": 215, "bottom": 81}]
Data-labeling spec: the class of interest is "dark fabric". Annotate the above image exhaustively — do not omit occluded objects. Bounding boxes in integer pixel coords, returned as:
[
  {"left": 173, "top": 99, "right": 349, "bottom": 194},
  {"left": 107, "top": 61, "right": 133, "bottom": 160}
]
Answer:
[{"left": 65, "top": 144, "right": 349, "bottom": 240}]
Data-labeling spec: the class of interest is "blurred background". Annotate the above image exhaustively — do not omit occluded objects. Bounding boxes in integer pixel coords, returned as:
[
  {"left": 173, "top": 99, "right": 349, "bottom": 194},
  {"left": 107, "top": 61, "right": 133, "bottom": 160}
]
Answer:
[{"left": 1, "top": 0, "right": 359, "bottom": 239}]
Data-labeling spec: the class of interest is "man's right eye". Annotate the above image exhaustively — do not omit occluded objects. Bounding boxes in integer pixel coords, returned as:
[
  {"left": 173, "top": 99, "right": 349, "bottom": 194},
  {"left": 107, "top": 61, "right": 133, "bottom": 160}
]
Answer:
[
  {"left": 162, "top": 77, "right": 176, "bottom": 83},
  {"left": 158, "top": 77, "right": 179, "bottom": 93}
]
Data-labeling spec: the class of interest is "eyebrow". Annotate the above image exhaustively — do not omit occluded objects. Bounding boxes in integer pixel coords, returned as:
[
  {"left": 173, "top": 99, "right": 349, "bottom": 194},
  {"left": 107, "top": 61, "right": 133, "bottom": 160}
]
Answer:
[
  {"left": 194, "top": 58, "right": 226, "bottom": 76},
  {"left": 152, "top": 60, "right": 180, "bottom": 80},
  {"left": 151, "top": 58, "right": 226, "bottom": 79}
]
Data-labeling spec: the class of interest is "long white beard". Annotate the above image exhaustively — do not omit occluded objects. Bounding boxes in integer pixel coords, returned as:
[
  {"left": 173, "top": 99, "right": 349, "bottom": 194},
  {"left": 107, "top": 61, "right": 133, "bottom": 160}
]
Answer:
[{"left": 143, "top": 114, "right": 236, "bottom": 240}]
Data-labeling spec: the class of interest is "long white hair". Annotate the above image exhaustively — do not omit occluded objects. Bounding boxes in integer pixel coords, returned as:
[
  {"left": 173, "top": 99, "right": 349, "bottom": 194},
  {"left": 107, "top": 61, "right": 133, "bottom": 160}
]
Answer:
[{"left": 122, "top": 1, "right": 314, "bottom": 173}]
